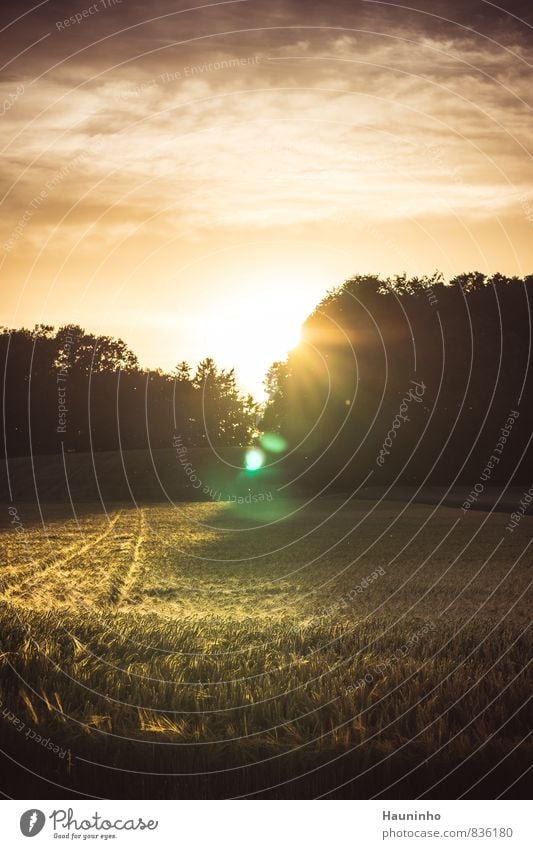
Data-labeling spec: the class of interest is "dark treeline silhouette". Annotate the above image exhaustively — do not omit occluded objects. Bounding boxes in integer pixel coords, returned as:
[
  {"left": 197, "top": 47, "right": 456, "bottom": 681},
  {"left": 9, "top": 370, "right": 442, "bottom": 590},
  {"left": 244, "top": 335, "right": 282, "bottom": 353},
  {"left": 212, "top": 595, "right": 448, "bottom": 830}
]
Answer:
[
  {"left": 262, "top": 272, "right": 533, "bottom": 486},
  {"left": 4, "top": 272, "right": 532, "bottom": 487},
  {"left": 0, "top": 325, "right": 257, "bottom": 458}
]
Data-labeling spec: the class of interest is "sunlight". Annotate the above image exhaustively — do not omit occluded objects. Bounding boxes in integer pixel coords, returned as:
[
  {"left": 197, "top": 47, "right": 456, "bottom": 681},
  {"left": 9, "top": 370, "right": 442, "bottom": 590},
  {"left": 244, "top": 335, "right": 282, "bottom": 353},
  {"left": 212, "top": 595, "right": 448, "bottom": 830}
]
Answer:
[{"left": 202, "top": 285, "right": 313, "bottom": 398}]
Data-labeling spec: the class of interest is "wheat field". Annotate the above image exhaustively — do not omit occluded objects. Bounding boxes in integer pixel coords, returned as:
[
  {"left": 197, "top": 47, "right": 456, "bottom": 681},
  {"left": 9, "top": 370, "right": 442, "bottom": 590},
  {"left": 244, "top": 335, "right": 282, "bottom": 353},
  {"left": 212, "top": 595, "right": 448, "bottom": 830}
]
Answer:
[{"left": 0, "top": 496, "right": 530, "bottom": 799}]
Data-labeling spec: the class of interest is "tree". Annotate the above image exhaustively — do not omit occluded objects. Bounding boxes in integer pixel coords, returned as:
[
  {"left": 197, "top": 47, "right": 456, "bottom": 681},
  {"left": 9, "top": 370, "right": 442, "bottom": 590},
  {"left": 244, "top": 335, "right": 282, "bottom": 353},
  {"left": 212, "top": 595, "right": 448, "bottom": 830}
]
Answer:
[
  {"left": 0, "top": 330, "right": 257, "bottom": 457},
  {"left": 193, "top": 358, "right": 258, "bottom": 445},
  {"left": 263, "top": 272, "right": 533, "bottom": 487}
]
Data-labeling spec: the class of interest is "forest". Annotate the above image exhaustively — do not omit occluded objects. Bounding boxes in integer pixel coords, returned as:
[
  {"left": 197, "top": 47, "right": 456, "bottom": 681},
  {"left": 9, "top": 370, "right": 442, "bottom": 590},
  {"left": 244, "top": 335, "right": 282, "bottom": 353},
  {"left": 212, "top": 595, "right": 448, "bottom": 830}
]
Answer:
[
  {"left": 0, "top": 325, "right": 258, "bottom": 457},
  {"left": 2, "top": 271, "right": 532, "bottom": 486},
  {"left": 262, "top": 272, "right": 533, "bottom": 486}
]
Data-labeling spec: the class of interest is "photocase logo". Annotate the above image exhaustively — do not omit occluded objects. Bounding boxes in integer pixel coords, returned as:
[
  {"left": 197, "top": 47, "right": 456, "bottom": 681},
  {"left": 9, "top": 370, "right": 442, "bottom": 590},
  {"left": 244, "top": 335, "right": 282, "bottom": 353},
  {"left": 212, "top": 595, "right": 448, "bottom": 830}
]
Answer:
[{"left": 20, "top": 809, "right": 46, "bottom": 837}]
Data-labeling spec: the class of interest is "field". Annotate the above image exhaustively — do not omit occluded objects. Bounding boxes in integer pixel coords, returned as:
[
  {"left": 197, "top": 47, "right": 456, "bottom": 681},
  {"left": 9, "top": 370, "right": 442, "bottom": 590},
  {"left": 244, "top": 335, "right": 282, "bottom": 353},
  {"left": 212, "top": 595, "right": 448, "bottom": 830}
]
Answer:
[{"left": 0, "top": 493, "right": 531, "bottom": 799}]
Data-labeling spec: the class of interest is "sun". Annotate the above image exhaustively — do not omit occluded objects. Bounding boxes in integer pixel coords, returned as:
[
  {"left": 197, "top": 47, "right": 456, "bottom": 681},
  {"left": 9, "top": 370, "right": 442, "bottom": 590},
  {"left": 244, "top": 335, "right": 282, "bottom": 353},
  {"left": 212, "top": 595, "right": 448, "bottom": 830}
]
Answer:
[{"left": 206, "top": 290, "right": 307, "bottom": 398}]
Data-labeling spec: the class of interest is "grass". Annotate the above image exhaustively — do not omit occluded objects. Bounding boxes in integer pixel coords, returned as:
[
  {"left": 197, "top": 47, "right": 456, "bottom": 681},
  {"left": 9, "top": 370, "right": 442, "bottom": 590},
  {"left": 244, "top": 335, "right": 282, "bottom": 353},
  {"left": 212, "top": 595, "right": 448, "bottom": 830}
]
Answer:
[{"left": 0, "top": 495, "right": 530, "bottom": 799}]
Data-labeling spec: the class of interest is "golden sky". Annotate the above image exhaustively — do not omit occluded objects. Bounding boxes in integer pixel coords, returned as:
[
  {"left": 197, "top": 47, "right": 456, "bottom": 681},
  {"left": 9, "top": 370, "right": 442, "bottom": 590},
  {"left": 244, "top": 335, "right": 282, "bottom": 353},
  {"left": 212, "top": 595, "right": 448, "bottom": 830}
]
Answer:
[{"left": 1, "top": 0, "right": 532, "bottom": 395}]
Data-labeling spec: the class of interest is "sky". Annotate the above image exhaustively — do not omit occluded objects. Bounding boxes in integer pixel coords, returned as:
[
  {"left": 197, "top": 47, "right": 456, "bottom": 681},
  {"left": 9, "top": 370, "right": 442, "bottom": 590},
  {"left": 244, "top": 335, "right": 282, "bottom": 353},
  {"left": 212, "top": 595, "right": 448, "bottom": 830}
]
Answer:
[{"left": 0, "top": 0, "right": 532, "bottom": 396}]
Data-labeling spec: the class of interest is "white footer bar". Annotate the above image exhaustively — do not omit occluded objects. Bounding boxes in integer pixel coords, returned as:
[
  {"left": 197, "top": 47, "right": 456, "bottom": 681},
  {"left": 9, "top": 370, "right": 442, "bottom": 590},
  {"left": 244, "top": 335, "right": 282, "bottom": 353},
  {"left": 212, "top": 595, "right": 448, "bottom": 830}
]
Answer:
[{"left": 2, "top": 799, "right": 530, "bottom": 848}]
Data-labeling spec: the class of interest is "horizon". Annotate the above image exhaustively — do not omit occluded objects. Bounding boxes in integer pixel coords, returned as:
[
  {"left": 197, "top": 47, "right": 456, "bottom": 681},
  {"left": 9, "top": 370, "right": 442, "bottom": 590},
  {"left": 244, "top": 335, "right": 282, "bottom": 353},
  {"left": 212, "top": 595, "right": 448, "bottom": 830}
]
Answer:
[{"left": 4, "top": 268, "right": 529, "bottom": 400}]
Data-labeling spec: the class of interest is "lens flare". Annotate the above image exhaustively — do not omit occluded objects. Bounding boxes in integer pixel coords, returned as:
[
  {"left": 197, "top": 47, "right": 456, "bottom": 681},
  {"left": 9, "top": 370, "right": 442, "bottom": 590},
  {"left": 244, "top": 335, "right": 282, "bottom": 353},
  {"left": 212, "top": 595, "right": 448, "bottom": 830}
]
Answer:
[
  {"left": 244, "top": 447, "right": 265, "bottom": 471},
  {"left": 259, "top": 432, "right": 288, "bottom": 454}
]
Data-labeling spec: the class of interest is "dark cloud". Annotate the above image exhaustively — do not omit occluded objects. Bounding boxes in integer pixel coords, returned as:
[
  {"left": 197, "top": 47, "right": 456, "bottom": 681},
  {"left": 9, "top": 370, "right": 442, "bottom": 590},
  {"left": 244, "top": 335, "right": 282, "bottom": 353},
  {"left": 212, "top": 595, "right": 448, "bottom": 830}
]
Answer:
[{"left": 1, "top": 0, "right": 531, "bottom": 82}]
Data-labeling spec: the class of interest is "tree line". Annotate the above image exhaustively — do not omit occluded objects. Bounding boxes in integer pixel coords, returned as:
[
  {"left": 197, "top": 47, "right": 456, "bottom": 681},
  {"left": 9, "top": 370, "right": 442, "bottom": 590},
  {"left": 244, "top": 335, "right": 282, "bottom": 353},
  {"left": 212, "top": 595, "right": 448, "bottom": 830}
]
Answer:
[
  {"left": 3, "top": 271, "right": 532, "bottom": 488},
  {"left": 261, "top": 272, "right": 533, "bottom": 486},
  {"left": 0, "top": 325, "right": 258, "bottom": 457}
]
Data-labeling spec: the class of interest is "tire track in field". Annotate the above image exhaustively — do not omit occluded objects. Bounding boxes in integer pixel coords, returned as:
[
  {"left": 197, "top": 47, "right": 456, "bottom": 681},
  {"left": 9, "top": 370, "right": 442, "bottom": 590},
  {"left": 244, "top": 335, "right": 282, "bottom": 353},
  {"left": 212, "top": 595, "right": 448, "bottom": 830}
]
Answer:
[
  {"left": 0, "top": 517, "right": 108, "bottom": 587},
  {"left": 2, "top": 511, "right": 124, "bottom": 602},
  {"left": 113, "top": 508, "right": 147, "bottom": 607}
]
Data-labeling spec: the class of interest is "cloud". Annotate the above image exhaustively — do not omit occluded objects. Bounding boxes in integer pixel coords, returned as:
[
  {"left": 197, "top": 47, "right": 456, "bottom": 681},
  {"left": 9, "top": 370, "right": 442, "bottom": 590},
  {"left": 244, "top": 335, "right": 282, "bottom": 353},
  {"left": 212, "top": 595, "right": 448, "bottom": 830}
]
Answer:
[{"left": 0, "top": 1, "right": 531, "bottom": 268}]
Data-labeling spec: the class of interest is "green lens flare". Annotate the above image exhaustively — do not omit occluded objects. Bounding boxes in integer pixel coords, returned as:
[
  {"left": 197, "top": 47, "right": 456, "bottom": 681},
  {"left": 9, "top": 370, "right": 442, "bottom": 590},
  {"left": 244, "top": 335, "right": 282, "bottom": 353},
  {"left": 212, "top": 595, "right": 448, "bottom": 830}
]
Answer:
[
  {"left": 259, "top": 432, "right": 288, "bottom": 454},
  {"left": 244, "top": 447, "right": 265, "bottom": 471}
]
